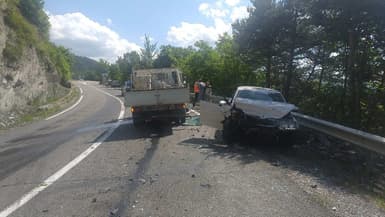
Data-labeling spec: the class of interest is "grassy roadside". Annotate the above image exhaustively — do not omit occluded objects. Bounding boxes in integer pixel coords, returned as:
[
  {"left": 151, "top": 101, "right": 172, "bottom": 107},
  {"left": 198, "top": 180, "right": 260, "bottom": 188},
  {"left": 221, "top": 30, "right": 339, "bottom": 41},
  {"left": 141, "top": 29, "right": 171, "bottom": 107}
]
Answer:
[
  {"left": 0, "top": 85, "right": 81, "bottom": 130},
  {"left": 376, "top": 197, "right": 385, "bottom": 210},
  {"left": 21, "top": 85, "right": 80, "bottom": 122}
]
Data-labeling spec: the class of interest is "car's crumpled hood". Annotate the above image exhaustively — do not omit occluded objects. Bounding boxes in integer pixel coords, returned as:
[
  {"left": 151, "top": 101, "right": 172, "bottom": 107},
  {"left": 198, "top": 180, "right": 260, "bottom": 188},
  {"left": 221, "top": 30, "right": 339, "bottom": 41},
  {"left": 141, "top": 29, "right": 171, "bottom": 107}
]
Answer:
[{"left": 234, "top": 98, "right": 297, "bottom": 119}]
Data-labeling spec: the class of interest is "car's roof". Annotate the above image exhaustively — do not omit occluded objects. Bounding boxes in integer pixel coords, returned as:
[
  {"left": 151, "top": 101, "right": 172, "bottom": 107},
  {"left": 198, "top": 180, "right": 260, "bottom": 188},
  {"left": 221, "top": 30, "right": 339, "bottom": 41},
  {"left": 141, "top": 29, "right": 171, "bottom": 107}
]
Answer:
[{"left": 236, "top": 86, "right": 281, "bottom": 94}]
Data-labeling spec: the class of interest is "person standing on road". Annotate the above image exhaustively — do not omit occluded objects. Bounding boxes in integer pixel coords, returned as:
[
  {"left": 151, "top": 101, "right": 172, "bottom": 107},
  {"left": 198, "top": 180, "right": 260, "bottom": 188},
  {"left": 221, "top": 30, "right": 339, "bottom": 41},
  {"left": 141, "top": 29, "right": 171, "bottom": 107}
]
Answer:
[
  {"left": 206, "top": 81, "right": 212, "bottom": 102},
  {"left": 193, "top": 81, "right": 200, "bottom": 107},
  {"left": 199, "top": 80, "right": 206, "bottom": 101}
]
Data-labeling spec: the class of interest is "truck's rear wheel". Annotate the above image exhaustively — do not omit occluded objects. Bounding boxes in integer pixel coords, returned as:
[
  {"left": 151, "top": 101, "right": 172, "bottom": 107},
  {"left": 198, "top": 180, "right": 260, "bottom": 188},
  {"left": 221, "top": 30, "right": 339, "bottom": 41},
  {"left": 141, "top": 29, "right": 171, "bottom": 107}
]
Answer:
[
  {"left": 133, "top": 118, "right": 144, "bottom": 127},
  {"left": 132, "top": 112, "right": 144, "bottom": 127}
]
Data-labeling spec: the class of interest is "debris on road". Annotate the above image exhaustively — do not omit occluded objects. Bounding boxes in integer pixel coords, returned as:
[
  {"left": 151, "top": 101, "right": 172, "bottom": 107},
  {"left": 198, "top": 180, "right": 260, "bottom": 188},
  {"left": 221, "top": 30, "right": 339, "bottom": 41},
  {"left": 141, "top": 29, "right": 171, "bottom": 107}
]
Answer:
[
  {"left": 200, "top": 183, "right": 212, "bottom": 188},
  {"left": 271, "top": 161, "right": 280, "bottom": 167},
  {"left": 150, "top": 176, "right": 157, "bottom": 184},
  {"left": 311, "top": 184, "right": 318, "bottom": 189},
  {"left": 109, "top": 208, "right": 119, "bottom": 216}
]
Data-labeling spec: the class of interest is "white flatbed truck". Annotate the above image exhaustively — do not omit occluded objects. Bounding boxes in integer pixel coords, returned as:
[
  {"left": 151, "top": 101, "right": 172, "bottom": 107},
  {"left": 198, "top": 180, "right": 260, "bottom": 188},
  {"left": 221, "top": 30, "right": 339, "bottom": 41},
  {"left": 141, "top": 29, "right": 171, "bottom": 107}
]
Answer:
[{"left": 124, "top": 68, "right": 189, "bottom": 127}]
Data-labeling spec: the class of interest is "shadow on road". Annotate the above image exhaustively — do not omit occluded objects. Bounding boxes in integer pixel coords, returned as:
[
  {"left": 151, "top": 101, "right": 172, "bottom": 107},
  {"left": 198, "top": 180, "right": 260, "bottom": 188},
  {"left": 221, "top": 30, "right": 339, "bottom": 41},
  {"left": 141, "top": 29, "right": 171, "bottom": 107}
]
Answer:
[
  {"left": 180, "top": 128, "right": 385, "bottom": 199},
  {"left": 104, "top": 120, "right": 173, "bottom": 142}
]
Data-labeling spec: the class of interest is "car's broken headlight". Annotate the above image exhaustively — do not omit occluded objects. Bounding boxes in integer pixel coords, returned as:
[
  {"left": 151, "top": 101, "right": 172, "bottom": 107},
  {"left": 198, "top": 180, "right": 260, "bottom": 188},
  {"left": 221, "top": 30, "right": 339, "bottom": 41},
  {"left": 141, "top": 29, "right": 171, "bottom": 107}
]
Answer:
[{"left": 278, "top": 113, "right": 298, "bottom": 130}]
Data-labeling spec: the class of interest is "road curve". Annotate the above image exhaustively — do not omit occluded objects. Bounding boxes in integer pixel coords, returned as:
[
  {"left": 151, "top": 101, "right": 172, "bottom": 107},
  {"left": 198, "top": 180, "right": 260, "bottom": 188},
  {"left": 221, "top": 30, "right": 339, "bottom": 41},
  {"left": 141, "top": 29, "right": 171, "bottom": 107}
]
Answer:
[{"left": 0, "top": 81, "right": 382, "bottom": 217}]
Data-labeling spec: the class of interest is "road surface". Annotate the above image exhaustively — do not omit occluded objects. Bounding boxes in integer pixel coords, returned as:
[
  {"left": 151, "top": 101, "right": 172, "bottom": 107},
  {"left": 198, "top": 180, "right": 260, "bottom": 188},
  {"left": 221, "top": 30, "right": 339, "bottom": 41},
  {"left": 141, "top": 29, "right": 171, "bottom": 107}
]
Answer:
[{"left": 0, "top": 81, "right": 383, "bottom": 217}]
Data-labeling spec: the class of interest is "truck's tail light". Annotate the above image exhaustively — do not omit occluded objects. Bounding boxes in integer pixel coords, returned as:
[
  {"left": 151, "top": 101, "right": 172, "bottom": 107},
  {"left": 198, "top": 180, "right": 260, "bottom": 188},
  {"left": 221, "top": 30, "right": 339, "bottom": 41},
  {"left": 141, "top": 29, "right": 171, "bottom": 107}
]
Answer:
[
  {"left": 174, "top": 104, "right": 185, "bottom": 109},
  {"left": 131, "top": 107, "right": 141, "bottom": 113}
]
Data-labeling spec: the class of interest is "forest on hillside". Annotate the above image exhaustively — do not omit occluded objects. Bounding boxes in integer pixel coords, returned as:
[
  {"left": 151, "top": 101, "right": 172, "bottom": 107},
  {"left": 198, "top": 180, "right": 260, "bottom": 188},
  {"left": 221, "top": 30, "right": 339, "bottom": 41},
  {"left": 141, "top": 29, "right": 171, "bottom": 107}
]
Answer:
[{"left": 104, "top": 0, "right": 385, "bottom": 135}]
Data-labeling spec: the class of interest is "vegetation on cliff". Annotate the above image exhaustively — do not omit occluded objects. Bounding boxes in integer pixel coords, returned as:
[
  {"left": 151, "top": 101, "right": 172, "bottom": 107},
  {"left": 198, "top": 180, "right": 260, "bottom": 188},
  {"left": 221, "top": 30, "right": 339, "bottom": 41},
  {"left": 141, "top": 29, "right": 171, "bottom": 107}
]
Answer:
[{"left": 3, "top": 0, "right": 71, "bottom": 86}]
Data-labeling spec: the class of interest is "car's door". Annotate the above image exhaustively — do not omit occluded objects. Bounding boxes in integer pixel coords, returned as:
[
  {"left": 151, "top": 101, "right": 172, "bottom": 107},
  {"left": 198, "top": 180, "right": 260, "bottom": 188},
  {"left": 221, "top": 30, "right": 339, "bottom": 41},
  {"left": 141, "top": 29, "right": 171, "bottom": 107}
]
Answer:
[{"left": 200, "top": 100, "right": 231, "bottom": 129}]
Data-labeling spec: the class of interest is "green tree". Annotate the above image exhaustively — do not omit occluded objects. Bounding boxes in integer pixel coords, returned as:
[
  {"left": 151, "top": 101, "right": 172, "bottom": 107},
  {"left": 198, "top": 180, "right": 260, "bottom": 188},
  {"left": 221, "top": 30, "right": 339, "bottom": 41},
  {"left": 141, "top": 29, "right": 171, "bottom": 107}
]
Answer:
[
  {"left": 18, "top": 0, "right": 50, "bottom": 39},
  {"left": 140, "top": 34, "right": 157, "bottom": 68},
  {"left": 153, "top": 45, "right": 194, "bottom": 68}
]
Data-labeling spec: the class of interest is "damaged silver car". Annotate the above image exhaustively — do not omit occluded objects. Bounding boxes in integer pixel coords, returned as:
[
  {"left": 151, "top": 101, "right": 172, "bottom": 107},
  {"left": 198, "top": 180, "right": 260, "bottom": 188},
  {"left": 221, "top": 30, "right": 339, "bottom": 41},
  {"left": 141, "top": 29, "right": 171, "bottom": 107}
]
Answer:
[{"left": 201, "top": 86, "right": 299, "bottom": 144}]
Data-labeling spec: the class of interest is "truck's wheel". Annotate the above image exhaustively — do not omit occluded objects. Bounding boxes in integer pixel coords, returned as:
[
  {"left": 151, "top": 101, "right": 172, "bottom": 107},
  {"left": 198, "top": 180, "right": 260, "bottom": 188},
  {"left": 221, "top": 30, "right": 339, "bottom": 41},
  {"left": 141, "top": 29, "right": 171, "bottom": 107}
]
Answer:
[{"left": 133, "top": 117, "right": 144, "bottom": 127}]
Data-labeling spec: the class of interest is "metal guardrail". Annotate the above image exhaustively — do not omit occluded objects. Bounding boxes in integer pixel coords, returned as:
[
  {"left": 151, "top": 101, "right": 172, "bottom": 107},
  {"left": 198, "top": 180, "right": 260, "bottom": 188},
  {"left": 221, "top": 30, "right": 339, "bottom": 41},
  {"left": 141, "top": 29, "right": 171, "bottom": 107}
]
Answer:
[{"left": 292, "top": 112, "right": 385, "bottom": 156}]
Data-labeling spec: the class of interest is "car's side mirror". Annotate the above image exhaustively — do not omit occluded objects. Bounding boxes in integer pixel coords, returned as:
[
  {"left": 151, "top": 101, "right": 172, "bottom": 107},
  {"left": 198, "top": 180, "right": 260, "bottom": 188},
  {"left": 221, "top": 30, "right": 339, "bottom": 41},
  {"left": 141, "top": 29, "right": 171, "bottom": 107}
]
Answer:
[{"left": 219, "top": 100, "right": 227, "bottom": 107}]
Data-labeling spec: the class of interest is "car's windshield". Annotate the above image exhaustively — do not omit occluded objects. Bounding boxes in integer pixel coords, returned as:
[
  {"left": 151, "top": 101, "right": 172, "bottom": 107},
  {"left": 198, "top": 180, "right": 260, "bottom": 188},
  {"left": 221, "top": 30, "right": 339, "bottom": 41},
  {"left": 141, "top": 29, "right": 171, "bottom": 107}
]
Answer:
[
  {"left": 237, "top": 90, "right": 285, "bottom": 102},
  {"left": 268, "top": 92, "right": 285, "bottom": 103}
]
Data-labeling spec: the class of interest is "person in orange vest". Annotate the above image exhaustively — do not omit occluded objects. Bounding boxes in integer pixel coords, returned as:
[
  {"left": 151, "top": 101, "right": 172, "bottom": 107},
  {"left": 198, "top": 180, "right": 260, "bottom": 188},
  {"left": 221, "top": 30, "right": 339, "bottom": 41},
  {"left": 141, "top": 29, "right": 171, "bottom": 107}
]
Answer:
[{"left": 193, "top": 80, "right": 200, "bottom": 106}]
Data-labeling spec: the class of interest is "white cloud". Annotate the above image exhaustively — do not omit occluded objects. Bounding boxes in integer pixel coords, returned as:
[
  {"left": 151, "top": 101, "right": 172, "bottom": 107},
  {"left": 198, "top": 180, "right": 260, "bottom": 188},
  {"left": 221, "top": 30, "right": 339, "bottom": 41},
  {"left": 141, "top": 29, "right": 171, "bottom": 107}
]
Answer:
[
  {"left": 167, "top": 22, "right": 218, "bottom": 47},
  {"left": 230, "top": 6, "right": 249, "bottom": 22},
  {"left": 199, "top": 3, "right": 209, "bottom": 12},
  {"left": 167, "top": 0, "right": 249, "bottom": 47},
  {"left": 199, "top": 3, "right": 229, "bottom": 18},
  {"left": 167, "top": 19, "right": 231, "bottom": 47},
  {"left": 106, "top": 18, "right": 112, "bottom": 25},
  {"left": 49, "top": 12, "right": 140, "bottom": 62},
  {"left": 225, "top": 0, "right": 240, "bottom": 7}
]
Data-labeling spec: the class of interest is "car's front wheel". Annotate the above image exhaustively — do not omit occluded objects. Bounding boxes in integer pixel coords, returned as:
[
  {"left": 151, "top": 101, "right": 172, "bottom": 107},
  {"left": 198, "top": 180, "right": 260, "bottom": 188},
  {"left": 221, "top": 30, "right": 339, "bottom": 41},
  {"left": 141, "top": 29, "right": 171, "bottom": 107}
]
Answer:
[
  {"left": 277, "top": 132, "right": 295, "bottom": 147},
  {"left": 222, "top": 118, "right": 241, "bottom": 144}
]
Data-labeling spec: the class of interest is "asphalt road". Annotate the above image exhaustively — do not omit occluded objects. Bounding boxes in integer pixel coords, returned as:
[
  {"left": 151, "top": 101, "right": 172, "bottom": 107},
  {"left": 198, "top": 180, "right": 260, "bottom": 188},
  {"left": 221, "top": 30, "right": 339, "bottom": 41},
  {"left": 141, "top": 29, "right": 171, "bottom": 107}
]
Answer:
[{"left": 0, "top": 81, "right": 382, "bottom": 217}]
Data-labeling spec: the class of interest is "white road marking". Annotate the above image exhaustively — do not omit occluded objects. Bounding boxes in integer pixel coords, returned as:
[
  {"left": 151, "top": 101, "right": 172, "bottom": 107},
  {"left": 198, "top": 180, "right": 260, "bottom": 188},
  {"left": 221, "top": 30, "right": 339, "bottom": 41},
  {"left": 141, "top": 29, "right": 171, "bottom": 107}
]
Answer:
[
  {"left": 0, "top": 86, "right": 125, "bottom": 217},
  {"left": 45, "top": 87, "right": 84, "bottom": 121}
]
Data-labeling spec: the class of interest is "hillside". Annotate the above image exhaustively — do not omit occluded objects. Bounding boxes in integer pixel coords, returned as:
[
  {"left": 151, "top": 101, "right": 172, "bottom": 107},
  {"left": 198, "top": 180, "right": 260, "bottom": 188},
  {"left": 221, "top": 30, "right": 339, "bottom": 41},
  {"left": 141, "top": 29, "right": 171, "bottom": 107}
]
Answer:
[
  {"left": 71, "top": 55, "right": 107, "bottom": 81},
  {"left": 0, "top": 0, "right": 72, "bottom": 127}
]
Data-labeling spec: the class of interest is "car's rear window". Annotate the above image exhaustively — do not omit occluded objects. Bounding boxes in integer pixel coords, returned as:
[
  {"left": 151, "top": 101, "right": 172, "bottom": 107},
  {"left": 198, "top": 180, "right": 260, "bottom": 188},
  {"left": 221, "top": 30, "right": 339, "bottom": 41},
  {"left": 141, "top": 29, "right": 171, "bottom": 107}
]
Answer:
[{"left": 237, "top": 90, "right": 285, "bottom": 102}]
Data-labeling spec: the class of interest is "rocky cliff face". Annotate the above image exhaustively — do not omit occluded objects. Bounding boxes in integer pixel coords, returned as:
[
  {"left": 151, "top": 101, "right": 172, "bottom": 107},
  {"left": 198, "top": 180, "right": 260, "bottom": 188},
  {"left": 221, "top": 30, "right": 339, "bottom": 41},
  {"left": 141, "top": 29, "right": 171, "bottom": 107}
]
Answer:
[{"left": 0, "top": 1, "right": 67, "bottom": 124}]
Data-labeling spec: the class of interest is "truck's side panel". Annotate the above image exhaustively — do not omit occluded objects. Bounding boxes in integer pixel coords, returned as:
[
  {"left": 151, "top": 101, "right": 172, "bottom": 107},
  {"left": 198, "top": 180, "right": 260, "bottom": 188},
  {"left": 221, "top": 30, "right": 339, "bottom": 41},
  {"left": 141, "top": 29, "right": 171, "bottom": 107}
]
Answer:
[{"left": 124, "top": 88, "right": 189, "bottom": 107}]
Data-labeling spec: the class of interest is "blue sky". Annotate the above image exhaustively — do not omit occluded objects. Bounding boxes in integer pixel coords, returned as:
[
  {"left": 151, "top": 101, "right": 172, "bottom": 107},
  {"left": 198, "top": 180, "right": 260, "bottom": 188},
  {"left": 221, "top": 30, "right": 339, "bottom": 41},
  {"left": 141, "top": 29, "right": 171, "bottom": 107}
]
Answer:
[{"left": 45, "top": 0, "right": 250, "bottom": 61}]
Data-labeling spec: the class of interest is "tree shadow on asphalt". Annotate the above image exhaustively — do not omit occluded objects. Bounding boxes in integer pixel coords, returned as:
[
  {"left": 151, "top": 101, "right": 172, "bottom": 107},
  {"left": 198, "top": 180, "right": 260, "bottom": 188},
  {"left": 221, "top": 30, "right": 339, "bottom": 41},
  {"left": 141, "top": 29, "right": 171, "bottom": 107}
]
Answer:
[{"left": 180, "top": 128, "right": 385, "bottom": 200}]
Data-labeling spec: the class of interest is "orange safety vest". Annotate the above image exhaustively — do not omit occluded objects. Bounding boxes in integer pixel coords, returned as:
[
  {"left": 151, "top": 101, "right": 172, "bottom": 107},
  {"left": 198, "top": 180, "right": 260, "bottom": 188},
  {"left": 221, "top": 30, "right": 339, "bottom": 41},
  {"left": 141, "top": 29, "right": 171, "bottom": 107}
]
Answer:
[{"left": 194, "top": 83, "right": 200, "bottom": 93}]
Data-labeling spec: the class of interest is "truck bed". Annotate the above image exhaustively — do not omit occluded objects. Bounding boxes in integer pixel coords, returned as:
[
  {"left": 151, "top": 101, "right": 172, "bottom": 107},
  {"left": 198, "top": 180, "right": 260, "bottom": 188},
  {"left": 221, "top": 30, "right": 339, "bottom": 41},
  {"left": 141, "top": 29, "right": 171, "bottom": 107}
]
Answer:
[{"left": 125, "top": 88, "right": 189, "bottom": 107}]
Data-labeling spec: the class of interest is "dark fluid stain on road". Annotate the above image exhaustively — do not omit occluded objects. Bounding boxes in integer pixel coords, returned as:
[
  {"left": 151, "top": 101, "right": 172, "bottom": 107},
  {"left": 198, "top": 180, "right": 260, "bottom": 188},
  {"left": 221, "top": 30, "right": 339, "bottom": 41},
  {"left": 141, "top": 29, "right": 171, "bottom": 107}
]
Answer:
[
  {"left": 5, "top": 133, "right": 51, "bottom": 144},
  {"left": 111, "top": 122, "right": 170, "bottom": 217},
  {"left": 0, "top": 130, "right": 78, "bottom": 181}
]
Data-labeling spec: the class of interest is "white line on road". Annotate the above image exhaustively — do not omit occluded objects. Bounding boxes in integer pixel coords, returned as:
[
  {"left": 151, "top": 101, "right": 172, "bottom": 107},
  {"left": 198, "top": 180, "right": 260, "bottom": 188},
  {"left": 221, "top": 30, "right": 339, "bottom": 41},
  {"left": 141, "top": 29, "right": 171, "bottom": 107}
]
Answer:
[
  {"left": 45, "top": 87, "right": 84, "bottom": 121},
  {"left": 0, "top": 86, "right": 125, "bottom": 217}
]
